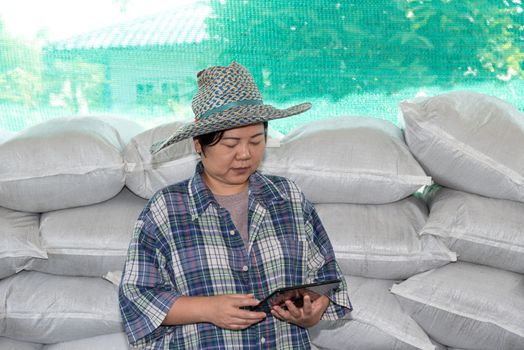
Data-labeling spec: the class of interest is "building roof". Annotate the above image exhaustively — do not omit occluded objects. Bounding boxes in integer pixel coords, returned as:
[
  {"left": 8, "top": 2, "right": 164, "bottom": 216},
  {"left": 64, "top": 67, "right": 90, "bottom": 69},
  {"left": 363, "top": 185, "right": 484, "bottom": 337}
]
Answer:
[{"left": 50, "top": 4, "right": 211, "bottom": 50}]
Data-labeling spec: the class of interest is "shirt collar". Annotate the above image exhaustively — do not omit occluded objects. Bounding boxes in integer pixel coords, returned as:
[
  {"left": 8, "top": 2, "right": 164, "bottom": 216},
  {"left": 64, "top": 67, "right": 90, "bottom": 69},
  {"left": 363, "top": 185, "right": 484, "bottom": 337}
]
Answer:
[{"left": 187, "top": 161, "right": 288, "bottom": 219}]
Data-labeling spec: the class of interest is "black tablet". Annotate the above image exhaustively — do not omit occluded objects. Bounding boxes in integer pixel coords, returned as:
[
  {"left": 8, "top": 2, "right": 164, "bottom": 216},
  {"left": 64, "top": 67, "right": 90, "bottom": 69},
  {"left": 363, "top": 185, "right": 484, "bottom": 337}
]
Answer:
[{"left": 247, "top": 279, "right": 341, "bottom": 313}]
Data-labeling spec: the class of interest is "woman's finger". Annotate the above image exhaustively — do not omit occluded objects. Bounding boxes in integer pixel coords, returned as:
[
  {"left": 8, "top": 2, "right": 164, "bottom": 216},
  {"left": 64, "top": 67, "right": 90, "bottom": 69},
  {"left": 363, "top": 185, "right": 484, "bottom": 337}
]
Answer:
[
  {"left": 301, "top": 295, "right": 313, "bottom": 315},
  {"left": 284, "top": 300, "right": 301, "bottom": 318},
  {"left": 271, "top": 305, "right": 289, "bottom": 320}
]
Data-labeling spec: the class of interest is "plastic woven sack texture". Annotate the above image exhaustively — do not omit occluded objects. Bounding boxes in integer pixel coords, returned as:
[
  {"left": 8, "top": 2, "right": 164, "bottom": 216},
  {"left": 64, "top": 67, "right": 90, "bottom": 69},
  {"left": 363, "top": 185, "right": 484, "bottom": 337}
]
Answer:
[
  {"left": 391, "top": 262, "right": 524, "bottom": 350},
  {"left": 27, "top": 187, "right": 146, "bottom": 277},
  {"left": 0, "top": 271, "right": 122, "bottom": 344},
  {"left": 421, "top": 185, "right": 524, "bottom": 274},
  {"left": 400, "top": 91, "right": 524, "bottom": 203},
  {"left": 310, "top": 275, "right": 438, "bottom": 350},
  {"left": 0, "top": 207, "right": 45, "bottom": 279},
  {"left": 261, "top": 116, "right": 432, "bottom": 204},
  {"left": 316, "top": 196, "right": 456, "bottom": 279},
  {"left": 0, "top": 117, "right": 132, "bottom": 212}
]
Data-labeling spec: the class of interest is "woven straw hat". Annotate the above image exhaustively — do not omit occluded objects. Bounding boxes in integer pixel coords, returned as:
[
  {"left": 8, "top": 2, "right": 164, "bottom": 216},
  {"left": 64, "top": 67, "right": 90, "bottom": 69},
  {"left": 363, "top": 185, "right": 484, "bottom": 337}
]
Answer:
[{"left": 151, "top": 62, "right": 311, "bottom": 154}]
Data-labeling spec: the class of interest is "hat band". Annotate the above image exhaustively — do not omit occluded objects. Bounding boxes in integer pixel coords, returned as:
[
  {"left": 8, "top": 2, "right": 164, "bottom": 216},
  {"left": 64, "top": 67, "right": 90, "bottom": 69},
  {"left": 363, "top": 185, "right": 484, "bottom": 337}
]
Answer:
[{"left": 198, "top": 99, "right": 263, "bottom": 122}]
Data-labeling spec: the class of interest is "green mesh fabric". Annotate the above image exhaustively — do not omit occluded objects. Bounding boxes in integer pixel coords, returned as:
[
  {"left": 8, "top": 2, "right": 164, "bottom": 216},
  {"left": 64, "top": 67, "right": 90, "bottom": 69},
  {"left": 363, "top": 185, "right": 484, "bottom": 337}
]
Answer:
[{"left": 0, "top": 1, "right": 522, "bottom": 134}]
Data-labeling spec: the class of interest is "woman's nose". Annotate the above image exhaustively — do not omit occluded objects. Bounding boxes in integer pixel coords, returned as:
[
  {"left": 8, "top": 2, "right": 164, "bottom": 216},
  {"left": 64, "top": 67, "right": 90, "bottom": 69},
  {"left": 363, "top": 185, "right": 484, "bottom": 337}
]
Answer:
[{"left": 237, "top": 144, "right": 251, "bottom": 159}]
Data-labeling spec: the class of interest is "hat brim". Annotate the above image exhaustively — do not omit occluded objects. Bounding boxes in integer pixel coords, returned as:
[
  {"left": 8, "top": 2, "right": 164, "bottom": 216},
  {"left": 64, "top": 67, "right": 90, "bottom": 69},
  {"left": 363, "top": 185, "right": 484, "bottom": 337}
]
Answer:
[{"left": 151, "top": 102, "right": 311, "bottom": 154}]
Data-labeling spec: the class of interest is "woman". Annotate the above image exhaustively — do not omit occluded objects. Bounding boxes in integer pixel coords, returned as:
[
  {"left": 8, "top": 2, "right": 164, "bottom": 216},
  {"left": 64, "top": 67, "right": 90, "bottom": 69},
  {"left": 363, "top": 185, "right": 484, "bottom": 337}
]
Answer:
[{"left": 119, "top": 62, "right": 352, "bottom": 349}]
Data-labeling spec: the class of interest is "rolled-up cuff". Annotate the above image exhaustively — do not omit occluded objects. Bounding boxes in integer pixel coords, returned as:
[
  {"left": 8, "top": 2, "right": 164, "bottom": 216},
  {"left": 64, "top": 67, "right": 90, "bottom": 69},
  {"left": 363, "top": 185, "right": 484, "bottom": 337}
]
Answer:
[
  {"left": 125, "top": 291, "right": 180, "bottom": 348},
  {"left": 321, "top": 290, "right": 352, "bottom": 320}
]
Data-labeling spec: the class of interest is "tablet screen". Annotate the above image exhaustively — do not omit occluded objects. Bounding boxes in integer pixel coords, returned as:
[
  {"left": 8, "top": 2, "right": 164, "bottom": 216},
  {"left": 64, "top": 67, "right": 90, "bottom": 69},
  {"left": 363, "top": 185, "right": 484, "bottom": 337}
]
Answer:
[{"left": 248, "top": 279, "right": 341, "bottom": 313}]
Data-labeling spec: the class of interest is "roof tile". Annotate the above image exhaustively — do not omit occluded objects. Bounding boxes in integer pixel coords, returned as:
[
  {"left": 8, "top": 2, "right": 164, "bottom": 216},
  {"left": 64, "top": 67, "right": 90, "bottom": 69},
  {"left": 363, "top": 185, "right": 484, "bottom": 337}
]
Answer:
[{"left": 50, "top": 4, "right": 211, "bottom": 50}]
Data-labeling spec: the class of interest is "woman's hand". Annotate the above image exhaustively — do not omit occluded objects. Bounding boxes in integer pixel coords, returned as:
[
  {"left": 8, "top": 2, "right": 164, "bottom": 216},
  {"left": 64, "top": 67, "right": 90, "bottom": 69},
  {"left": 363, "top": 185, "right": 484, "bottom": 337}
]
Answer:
[
  {"left": 270, "top": 295, "right": 330, "bottom": 328},
  {"left": 206, "top": 294, "right": 266, "bottom": 330}
]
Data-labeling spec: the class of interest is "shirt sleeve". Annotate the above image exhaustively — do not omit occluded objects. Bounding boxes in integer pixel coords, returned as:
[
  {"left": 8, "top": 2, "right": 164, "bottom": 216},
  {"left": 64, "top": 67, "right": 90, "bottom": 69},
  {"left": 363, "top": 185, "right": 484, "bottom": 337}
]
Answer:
[
  {"left": 119, "top": 204, "right": 181, "bottom": 347},
  {"left": 302, "top": 194, "right": 353, "bottom": 320}
]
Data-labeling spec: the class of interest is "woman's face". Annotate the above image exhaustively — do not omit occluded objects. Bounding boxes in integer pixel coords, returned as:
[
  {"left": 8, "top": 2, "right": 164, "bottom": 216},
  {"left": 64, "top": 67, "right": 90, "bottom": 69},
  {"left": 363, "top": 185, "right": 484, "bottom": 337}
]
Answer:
[{"left": 194, "top": 123, "right": 266, "bottom": 195}]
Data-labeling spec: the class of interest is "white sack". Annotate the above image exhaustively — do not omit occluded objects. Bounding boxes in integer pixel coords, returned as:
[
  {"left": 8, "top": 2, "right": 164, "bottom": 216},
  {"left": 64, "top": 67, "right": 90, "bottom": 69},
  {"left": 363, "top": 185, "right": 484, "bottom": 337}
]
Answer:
[
  {"left": 124, "top": 121, "right": 198, "bottom": 199},
  {"left": 43, "top": 333, "right": 130, "bottom": 350},
  {"left": 0, "top": 116, "right": 128, "bottom": 212},
  {"left": 97, "top": 115, "right": 146, "bottom": 148},
  {"left": 0, "top": 207, "right": 45, "bottom": 279},
  {"left": 0, "top": 271, "right": 122, "bottom": 344},
  {"left": 103, "top": 270, "right": 124, "bottom": 286},
  {"left": 28, "top": 187, "right": 146, "bottom": 277},
  {"left": 316, "top": 196, "right": 456, "bottom": 279},
  {"left": 422, "top": 186, "right": 524, "bottom": 274},
  {"left": 391, "top": 262, "right": 524, "bottom": 350},
  {"left": 400, "top": 91, "right": 524, "bottom": 202},
  {"left": 0, "top": 129, "right": 14, "bottom": 144},
  {"left": 0, "top": 337, "right": 43, "bottom": 349},
  {"left": 260, "top": 117, "right": 431, "bottom": 204},
  {"left": 310, "top": 276, "right": 437, "bottom": 350}
]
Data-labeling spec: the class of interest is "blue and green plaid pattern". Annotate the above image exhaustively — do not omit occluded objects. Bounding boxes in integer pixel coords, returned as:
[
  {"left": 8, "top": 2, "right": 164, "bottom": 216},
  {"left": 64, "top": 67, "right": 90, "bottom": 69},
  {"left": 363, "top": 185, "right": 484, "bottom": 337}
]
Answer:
[{"left": 119, "top": 162, "right": 352, "bottom": 349}]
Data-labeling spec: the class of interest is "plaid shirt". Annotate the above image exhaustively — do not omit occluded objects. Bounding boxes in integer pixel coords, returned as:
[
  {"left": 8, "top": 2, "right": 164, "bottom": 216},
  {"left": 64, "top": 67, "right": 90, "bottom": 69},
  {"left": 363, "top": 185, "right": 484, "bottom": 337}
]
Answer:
[{"left": 119, "top": 162, "right": 352, "bottom": 349}]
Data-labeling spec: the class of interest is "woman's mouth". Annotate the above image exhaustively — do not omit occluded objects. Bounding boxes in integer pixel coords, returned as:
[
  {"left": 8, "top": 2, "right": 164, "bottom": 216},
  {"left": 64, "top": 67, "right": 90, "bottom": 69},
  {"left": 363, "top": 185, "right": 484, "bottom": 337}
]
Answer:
[{"left": 232, "top": 167, "right": 250, "bottom": 173}]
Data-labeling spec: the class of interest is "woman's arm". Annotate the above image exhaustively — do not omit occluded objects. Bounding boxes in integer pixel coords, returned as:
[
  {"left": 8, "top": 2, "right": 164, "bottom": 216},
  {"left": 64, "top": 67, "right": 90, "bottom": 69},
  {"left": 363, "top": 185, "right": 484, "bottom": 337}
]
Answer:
[{"left": 162, "top": 294, "right": 266, "bottom": 330}]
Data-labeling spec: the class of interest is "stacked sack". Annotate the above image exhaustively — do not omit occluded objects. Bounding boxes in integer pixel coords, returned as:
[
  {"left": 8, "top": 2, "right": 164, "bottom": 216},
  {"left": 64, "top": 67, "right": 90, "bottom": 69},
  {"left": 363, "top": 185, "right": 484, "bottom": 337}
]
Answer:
[
  {"left": 1, "top": 92, "right": 521, "bottom": 349},
  {"left": 1, "top": 113, "right": 457, "bottom": 349},
  {"left": 0, "top": 116, "right": 145, "bottom": 348},
  {"left": 391, "top": 91, "right": 524, "bottom": 350},
  {"left": 0, "top": 116, "right": 282, "bottom": 349},
  {"left": 271, "top": 117, "right": 454, "bottom": 350}
]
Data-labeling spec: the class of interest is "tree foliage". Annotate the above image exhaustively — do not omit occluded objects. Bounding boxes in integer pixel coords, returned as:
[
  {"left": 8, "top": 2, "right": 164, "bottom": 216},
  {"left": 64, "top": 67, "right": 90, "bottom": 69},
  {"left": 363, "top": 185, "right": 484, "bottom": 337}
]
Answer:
[
  {"left": 0, "top": 19, "right": 43, "bottom": 107},
  {"left": 206, "top": 0, "right": 524, "bottom": 100},
  {"left": 43, "top": 58, "right": 107, "bottom": 113}
]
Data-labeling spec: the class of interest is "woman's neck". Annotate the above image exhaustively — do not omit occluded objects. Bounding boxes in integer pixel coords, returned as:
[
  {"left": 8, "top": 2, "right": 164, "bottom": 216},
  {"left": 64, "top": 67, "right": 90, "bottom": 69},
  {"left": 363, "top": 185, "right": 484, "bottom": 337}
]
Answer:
[{"left": 201, "top": 172, "right": 249, "bottom": 196}]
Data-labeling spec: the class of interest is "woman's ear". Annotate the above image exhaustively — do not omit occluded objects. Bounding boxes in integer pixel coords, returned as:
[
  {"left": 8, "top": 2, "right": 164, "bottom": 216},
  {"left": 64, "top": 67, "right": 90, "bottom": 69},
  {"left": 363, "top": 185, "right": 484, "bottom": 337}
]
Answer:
[{"left": 193, "top": 138, "right": 202, "bottom": 155}]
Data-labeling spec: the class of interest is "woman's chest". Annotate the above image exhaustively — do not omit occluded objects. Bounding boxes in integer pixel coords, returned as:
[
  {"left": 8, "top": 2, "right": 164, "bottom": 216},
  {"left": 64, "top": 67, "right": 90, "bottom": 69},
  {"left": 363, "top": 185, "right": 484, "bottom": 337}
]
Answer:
[{"left": 163, "top": 206, "right": 309, "bottom": 296}]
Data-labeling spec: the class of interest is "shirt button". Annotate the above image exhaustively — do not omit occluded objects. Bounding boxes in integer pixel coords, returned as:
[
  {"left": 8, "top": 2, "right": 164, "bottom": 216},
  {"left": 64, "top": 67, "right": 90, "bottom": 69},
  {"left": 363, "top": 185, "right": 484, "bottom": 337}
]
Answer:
[
  {"left": 242, "top": 265, "right": 249, "bottom": 272},
  {"left": 260, "top": 337, "right": 266, "bottom": 344},
  {"left": 229, "top": 230, "right": 236, "bottom": 236}
]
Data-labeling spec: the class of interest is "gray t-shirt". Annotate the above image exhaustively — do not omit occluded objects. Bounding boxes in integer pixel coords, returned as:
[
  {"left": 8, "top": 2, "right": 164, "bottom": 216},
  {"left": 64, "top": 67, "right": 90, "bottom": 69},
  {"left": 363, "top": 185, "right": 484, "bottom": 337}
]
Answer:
[{"left": 215, "top": 189, "right": 249, "bottom": 249}]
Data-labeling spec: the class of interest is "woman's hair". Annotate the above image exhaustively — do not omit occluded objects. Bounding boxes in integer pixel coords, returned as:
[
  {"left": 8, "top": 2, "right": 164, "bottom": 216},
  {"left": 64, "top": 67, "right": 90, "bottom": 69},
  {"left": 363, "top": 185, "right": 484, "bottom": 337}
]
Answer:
[{"left": 195, "top": 121, "right": 268, "bottom": 155}]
